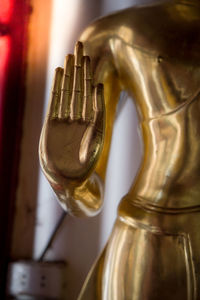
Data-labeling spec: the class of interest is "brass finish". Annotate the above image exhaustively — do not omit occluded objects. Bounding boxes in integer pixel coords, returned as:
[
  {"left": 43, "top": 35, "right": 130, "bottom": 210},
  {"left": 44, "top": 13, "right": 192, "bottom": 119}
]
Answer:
[{"left": 39, "top": 0, "right": 200, "bottom": 298}]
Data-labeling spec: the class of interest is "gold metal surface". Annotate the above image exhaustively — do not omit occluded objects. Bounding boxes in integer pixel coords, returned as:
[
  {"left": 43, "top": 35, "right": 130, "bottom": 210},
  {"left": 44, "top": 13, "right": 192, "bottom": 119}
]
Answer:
[{"left": 39, "top": 0, "right": 200, "bottom": 298}]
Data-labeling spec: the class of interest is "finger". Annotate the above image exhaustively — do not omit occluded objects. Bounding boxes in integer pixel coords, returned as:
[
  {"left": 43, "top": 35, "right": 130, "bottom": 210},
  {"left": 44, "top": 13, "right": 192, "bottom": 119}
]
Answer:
[
  {"left": 47, "top": 67, "right": 63, "bottom": 119},
  {"left": 71, "top": 41, "right": 83, "bottom": 120},
  {"left": 74, "top": 41, "right": 83, "bottom": 67},
  {"left": 92, "top": 83, "right": 104, "bottom": 132},
  {"left": 58, "top": 54, "right": 74, "bottom": 119},
  {"left": 82, "top": 56, "right": 93, "bottom": 121}
]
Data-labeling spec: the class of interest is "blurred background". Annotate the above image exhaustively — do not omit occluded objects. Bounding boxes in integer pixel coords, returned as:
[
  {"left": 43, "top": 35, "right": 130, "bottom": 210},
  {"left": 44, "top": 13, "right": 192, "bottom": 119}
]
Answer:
[{"left": 0, "top": 0, "right": 157, "bottom": 298}]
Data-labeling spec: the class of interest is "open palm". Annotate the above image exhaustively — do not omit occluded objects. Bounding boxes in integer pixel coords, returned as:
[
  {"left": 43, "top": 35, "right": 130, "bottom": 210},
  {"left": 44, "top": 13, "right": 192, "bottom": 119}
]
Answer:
[{"left": 39, "top": 42, "right": 105, "bottom": 181}]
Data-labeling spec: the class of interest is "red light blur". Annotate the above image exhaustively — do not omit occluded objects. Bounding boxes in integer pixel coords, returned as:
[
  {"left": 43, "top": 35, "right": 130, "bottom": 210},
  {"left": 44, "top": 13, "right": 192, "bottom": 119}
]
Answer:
[
  {"left": 0, "top": 0, "right": 13, "bottom": 23},
  {"left": 0, "top": 36, "right": 11, "bottom": 137}
]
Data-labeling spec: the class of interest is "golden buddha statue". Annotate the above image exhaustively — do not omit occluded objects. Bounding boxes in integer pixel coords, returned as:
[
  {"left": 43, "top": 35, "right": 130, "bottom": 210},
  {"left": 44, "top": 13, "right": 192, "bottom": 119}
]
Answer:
[{"left": 39, "top": 0, "right": 200, "bottom": 298}]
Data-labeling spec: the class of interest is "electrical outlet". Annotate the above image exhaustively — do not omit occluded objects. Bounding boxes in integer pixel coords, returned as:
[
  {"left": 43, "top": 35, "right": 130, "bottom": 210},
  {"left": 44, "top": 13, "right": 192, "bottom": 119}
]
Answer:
[{"left": 7, "top": 260, "right": 66, "bottom": 299}]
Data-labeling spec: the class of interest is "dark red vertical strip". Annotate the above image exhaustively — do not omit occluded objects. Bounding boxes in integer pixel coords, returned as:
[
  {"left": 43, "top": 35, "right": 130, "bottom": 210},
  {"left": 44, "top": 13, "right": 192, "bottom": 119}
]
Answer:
[
  {"left": 0, "top": 1, "right": 13, "bottom": 153},
  {"left": 0, "top": 0, "right": 30, "bottom": 296}
]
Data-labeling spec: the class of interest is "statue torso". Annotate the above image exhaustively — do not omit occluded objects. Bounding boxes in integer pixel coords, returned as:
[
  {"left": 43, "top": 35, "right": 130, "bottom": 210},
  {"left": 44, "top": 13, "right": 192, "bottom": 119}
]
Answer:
[{"left": 112, "top": 1, "right": 200, "bottom": 209}]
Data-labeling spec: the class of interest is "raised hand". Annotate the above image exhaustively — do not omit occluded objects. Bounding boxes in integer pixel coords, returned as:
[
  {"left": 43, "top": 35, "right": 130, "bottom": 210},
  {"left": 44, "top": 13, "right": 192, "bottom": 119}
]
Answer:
[{"left": 39, "top": 42, "right": 105, "bottom": 183}]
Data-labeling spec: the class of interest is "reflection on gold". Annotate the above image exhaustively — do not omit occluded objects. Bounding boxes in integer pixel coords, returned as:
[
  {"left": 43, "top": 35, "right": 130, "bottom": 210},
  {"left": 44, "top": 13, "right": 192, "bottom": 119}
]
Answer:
[{"left": 39, "top": 0, "right": 200, "bottom": 298}]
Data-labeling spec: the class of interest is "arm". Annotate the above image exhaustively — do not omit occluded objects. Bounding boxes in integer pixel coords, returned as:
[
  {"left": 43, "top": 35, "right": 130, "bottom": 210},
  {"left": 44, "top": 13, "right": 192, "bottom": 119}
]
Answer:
[{"left": 39, "top": 33, "right": 121, "bottom": 217}]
